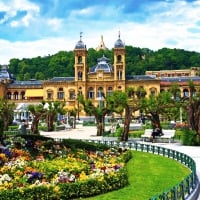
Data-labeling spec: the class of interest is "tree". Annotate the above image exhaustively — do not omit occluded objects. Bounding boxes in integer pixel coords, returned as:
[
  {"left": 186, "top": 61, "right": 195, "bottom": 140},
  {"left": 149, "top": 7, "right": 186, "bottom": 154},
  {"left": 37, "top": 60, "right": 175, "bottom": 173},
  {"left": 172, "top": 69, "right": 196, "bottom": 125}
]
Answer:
[
  {"left": 0, "top": 98, "right": 15, "bottom": 136},
  {"left": 119, "top": 87, "right": 142, "bottom": 141},
  {"left": 79, "top": 91, "right": 126, "bottom": 136},
  {"left": 185, "top": 81, "right": 200, "bottom": 141},
  {"left": 79, "top": 95, "right": 107, "bottom": 136},
  {"left": 28, "top": 103, "right": 46, "bottom": 134},
  {"left": 140, "top": 91, "right": 174, "bottom": 131},
  {"left": 44, "top": 101, "right": 66, "bottom": 131}
]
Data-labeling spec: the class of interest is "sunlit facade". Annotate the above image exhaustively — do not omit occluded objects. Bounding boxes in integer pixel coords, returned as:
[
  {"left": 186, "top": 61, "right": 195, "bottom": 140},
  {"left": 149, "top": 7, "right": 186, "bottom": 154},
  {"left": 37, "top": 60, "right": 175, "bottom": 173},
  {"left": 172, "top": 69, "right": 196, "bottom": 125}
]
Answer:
[{"left": 1, "top": 34, "right": 200, "bottom": 118}]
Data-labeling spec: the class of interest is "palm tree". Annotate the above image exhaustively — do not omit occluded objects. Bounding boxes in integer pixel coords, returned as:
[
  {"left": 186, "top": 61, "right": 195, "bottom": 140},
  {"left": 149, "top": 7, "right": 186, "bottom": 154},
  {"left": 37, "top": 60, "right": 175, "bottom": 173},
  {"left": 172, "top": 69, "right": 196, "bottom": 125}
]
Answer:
[
  {"left": 0, "top": 98, "right": 15, "bottom": 135},
  {"left": 44, "top": 101, "right": 66, "bottom": 131},
  {"left": 28, "top": 103, "right": 46, "bottom": 134}
]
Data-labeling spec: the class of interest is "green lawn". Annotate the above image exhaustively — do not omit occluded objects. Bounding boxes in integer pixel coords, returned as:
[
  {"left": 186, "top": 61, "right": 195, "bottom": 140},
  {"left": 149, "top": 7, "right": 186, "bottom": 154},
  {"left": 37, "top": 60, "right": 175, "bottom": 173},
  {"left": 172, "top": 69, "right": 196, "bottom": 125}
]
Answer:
[{"left": 85, "top": 151, "right": 190, "bottom": 200}]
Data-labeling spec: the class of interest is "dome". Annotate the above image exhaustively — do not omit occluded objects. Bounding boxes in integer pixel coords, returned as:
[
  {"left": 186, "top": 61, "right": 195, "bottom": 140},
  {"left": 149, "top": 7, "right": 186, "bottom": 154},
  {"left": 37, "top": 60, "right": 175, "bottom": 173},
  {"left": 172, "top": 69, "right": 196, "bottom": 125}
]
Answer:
[
  {"left": 114, "top": 31, "right": 124, "bottom": 48},
  {"left": 0, "top": 65, "right": 13, "bottom": 80},
  {"left": 90, "top": 55, "right": 114, "bottom": 73},
  {"left": 75, "top": 40, "right": 86, "bottom": 49},
  {"left": 74, "top": 32, "right": 86, "bottom": 49},
  {"left": 114, "top": 38, "right": 124, "bottom": 48}
]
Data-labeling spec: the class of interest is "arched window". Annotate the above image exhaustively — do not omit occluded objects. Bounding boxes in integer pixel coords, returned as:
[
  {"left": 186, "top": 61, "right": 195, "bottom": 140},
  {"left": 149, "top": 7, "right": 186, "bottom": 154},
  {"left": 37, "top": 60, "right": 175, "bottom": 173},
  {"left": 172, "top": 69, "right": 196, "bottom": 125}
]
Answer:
[
  {"left": 183, "top": 89, "right": 189, "bottom": 97},
  {"left": 107, "top": 87, "right": 113, "bottom": 96},
  {"left": 150, "top": 88, "right": 156, "bottom": 96},
  {"left": 69, "top": 90, "right": 75, "bottom": 100},
  {"left": 78, "top": 71, "right": 82, "bottom": 80},
  {"left": 47, "top": 90, "right": 53, "bottom": 100},
  {"left": 78, "top": 56, "right": 82, "bottom": 64},
  {"left": 88, "top": 87, "right": 94, "bottom": 99},
  {"left": 57, "top": 88, "right": 64, "bottom": 99},
  {"left": 97, "top": 87, "right": 103, "bottom": 98},
  {"left": 7, "top": 92, "right": 11, "bottom": 99},
  {"left": 117, "top": 70, "right": 122, "bottom": 80},
  {"left": 117, "top": 55, "right": 122, "bottom": 63},
  {"left": 21, "top": 91, "right": 25, "bottom": 100},
  {"left": 14, "top": 91, "right": 18, "bottom": 100}
]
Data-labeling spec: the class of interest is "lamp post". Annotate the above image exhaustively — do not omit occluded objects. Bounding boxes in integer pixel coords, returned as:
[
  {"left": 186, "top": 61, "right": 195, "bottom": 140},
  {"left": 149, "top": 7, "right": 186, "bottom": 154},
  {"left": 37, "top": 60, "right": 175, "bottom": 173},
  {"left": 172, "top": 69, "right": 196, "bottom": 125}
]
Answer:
[{"left": 77, "top": 91, "right": 80, "bottom": 120}]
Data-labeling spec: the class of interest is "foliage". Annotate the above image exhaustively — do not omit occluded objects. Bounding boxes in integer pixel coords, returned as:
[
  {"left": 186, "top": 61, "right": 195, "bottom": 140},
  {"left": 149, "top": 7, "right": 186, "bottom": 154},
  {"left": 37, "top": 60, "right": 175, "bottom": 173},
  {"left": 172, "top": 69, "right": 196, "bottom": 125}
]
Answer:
[
  {"left": 181, "top": 128, "right": 200, "bottom": 146},
  {"left": 140, "top": 91, "right": 175, "bottom": 130},
  {"left": 44, "top": 101, "right": 66, "bottom": 131},
  {"left": 0, "top": 136, "right": 131, "bottom": 199},
  {"left": 86, "top": 151, "right": 190, "bottom": 200},
  {"left": 8, "top": 47, "right": 200, "bottom": 80},
  {"left": 79, "top": 91, "right": 126, "bottom": 136},
  {"left": 0, "top": 98, "right": 15, "bottom": 135},
  {"left": 28, "top": 103, "right": 46, "bottom": 134}
]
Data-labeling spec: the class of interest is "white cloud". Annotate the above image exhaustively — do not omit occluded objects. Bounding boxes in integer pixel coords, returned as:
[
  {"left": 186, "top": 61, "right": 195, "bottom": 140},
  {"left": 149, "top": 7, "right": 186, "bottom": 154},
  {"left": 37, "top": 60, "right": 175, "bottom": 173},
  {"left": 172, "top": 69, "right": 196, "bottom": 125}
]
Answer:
[
  {"left": 1, "top": 0, "right": 200, "bottom": 65},
  {"left": 0, "top": 38, "right": 75, "bottom": 64},
  {"left": 47, "top": 18, "right": 63, "bottom": 31},
  {"left": 0, "top": 0, "right": 39, "bottom": 27}
]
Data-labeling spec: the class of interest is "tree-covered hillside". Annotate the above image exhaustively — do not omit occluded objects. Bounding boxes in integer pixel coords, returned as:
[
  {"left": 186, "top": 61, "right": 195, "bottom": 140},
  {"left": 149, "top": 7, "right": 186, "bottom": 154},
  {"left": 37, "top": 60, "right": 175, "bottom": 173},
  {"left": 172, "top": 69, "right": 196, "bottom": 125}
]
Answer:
[{"left": 7, "top": 46, "right": 200, "bottom": 81}]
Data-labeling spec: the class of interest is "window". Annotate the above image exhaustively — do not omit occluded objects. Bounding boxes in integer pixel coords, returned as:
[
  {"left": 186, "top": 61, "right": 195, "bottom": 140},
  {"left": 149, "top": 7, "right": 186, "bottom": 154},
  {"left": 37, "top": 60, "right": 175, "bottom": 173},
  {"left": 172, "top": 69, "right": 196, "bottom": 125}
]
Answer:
[
  {"left": 78, "top": 56, "right": 82, "bottom": 64},
  {"left": 150, "top": 90, "right": 156, "bottom": 96},
  {"left": 107, "top": 87, "right": 113, "bottom": 96},
  {"left": 117, "top": 55, "right": 122, "bottom": 63},
  {"left": 47, "top": 90, "right": 53, "bottom": 100},
  {"left": 78, "top": 71, "right": 82, "bottom": 80},
  {"left": 88, "top": 87, "right": 94, "bottom": 99},
  {"left": 14, "top": 92, "right": 18, "bottom": 100},
  {"left": 69, "top": 91, "right": 75, "bottom": 100},
  {"left": 57, "top": 88, "right": 64, "bottom": 99},
  {"left": 183, "top": 89, "right": 189, "bottom": 97},
  {"left": 117, "top": 70, "right": 122, "bottom": 80},
  {"left": 21, "top": 91, "right": 25, "bottom": 100},
  {"left": 97, "top": 87, "right": 103, "bottom": 98},
  {"left": 7, "top": 92, "right": 11, "bottom": 99}
]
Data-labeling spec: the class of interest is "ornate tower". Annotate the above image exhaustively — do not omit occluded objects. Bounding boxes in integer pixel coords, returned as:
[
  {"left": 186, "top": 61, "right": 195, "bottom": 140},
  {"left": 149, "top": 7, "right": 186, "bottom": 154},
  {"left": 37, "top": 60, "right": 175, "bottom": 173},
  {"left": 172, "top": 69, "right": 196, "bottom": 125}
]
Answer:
[
  {"left": 74, "top": 32, "right": 87, "bottom": 82},
  {"left": 113, "top": 32, "right": 125, "bottom": 81}
]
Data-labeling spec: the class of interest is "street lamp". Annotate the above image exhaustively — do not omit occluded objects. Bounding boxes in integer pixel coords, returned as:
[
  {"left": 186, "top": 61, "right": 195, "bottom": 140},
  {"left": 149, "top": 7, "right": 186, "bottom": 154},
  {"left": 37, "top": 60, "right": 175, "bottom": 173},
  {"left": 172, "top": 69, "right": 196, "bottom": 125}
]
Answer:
[{"left": 77, "top": 91, "right": 80, "bottom": 120}]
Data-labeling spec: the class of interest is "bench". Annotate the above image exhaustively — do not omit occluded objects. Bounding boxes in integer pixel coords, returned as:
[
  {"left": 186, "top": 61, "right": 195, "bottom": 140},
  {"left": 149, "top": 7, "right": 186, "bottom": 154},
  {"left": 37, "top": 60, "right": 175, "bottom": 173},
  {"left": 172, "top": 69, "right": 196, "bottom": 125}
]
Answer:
[{"left": 141, "top": 129, "right": 175, "bottom": 143}]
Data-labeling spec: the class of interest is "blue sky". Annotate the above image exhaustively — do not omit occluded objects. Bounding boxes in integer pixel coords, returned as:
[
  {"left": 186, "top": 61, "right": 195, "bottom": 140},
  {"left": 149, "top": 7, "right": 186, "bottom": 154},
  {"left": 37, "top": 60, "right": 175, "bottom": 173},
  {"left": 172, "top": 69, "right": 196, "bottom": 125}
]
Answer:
[{"left": 0, "top": 0, "right": 200, "bottom": 64}]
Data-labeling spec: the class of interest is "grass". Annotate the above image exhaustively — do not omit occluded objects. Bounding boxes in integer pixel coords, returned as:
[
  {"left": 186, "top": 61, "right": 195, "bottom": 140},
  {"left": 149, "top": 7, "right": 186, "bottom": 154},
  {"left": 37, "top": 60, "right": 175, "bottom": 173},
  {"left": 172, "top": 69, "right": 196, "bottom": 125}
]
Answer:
[{"left": 84, "top": 151, "right": 190, "bottom": 200}]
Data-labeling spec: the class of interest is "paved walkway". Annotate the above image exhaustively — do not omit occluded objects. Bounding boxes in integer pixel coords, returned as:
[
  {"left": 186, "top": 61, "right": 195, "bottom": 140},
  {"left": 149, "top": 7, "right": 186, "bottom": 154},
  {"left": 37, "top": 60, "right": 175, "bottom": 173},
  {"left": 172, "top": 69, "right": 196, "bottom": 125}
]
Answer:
[{"left": 40, "top": 125, "right": 200, "bottom": 185}]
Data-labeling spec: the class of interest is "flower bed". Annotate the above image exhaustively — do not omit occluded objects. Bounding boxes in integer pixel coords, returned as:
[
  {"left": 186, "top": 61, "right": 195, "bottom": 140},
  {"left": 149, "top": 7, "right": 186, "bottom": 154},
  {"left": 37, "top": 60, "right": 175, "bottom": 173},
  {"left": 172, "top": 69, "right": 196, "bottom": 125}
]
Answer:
[{"left": 0, "top": 135, "right": 131, "bottom": 200}]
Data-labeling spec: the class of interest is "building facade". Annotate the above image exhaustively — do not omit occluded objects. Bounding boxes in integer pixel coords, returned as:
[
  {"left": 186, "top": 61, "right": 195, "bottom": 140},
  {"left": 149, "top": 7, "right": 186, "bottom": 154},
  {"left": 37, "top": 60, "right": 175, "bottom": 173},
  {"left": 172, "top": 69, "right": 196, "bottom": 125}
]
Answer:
[{"left": 1, "top": 34, "right": 200, "bottom": 119}]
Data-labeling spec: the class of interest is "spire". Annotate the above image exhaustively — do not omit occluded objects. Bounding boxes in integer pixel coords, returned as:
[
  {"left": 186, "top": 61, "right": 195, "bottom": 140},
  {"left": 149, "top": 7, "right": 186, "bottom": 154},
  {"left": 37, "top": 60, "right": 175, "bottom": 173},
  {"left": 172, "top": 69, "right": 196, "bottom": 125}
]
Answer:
[
  {"left": 118, "top": 29, "right": 121, "bottom": 39},
  {"left": 80, "top": 32, "right": 83, "bottom": 41},
  {"left": 96, "top": 35, "right": 108, "bottom": 51}
]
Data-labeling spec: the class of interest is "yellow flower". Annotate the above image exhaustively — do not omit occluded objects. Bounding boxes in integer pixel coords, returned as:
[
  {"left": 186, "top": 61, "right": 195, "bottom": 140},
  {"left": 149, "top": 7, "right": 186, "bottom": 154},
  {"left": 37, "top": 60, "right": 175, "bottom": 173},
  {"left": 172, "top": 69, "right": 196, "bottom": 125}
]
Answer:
[
  {"left": 79, "top": 171, "right": 87, "bottom": 181},
  {"left": 53, "top": 185, "right": 60, "bottom": 194}
]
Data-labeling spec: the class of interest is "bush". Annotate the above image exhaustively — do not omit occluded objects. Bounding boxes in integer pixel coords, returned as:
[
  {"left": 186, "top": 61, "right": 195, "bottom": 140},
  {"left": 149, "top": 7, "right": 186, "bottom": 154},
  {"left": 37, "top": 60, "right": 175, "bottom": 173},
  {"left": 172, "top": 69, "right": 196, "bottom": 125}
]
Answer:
[
  {"left": 83, "top": 121, "right": 95, "bottom": 126},
  {"left": 181, "top": 128, "right": 200, "bottom": 146},
  {"left": 8, "top": 125, "right": 19, "bottom": 131},
  {"left": 129, "top": 130, "right": 144, "bottom": 138},
  {"left": 61, "top": 139, "right": 109, "bottom": 151}
]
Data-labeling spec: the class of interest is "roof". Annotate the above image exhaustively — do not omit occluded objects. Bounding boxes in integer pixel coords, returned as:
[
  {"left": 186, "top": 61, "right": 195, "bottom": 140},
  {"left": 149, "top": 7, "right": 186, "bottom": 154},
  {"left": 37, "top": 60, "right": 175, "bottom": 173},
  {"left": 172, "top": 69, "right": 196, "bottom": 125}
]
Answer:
[
  {"left": 114, "top": 38, "right": 124, "bottom": 48},
  {"left": 161, "top": 77, "right": 200, "bottom": 82},
  {"left": 90, "top": 55, "right": 114, "bottom": 73},
  {"left": 114, "top": 32, "right": 125, "bottom": 48},
  {"left": 74, "top": 40, "right": 86, "bottom": 49},
  {"left": 45, "top": 77, "right": 75, "bottom": 82},
  {"left": 160, "top": 76, "right": 200, "bottom": 86},
  {"left": 126, "top": 75, "right": 158, "bottom": 81},
  {"left": 0, "top": 65, "right": 14, "bottom": 80},
  {"left": 7, "top": 80, "right": 43, "bottom": 88}
]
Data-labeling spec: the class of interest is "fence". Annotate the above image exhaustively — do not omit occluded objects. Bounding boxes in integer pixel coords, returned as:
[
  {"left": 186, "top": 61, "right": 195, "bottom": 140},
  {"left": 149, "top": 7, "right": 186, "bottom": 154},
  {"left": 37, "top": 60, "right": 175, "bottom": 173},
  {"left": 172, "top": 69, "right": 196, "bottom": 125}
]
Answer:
[{"left": 78, "top": 139, "right": 200, "bottom": 200}]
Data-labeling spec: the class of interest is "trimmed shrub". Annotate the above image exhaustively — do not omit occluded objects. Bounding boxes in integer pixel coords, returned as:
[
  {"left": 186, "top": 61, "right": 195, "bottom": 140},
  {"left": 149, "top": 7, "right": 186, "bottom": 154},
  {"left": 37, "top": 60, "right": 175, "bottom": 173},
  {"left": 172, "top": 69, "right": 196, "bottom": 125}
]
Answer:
[{"left": 181, "top": 128, "right": 200, "bottom": 146}]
